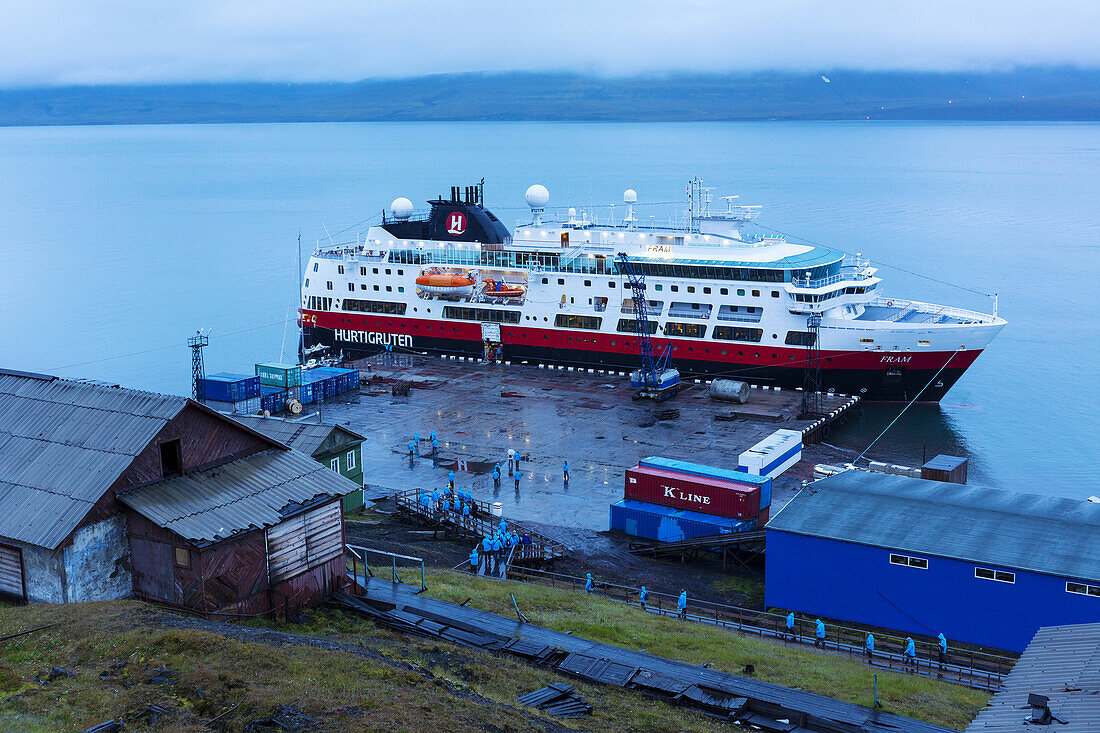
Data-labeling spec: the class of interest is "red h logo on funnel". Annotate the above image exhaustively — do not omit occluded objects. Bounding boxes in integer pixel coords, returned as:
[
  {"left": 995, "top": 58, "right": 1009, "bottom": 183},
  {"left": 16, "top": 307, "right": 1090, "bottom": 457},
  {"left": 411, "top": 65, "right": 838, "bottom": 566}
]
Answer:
[{"left": 446, "top": 211, "right": 467, "bottom": 235}]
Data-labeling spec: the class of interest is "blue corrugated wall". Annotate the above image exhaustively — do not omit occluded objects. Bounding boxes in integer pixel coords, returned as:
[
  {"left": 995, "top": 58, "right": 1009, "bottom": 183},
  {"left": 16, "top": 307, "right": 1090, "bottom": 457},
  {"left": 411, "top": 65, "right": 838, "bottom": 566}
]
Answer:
[{"left": 764, "top": 530, "right": 1100, "bottom": 653}]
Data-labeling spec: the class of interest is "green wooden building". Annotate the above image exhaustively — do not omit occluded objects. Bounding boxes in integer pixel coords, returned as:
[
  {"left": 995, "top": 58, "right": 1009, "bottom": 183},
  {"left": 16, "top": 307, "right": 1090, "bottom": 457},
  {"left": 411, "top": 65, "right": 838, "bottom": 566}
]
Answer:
[{"left": 233, "top": 415, "right": 366, "bottom": 511}]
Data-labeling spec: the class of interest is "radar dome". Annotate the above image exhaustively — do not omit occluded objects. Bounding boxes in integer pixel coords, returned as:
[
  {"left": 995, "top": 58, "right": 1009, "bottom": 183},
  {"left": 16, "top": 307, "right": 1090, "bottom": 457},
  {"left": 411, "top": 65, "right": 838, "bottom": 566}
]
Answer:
[
  {"left": 390, "top": 197, "right": 414, "bottom": 220},
  {"left": 623, "top": 189, "right": 638, "bottom": 204},
  {"left": 525, "top": 184, "right": 550, "bottom": 209}
]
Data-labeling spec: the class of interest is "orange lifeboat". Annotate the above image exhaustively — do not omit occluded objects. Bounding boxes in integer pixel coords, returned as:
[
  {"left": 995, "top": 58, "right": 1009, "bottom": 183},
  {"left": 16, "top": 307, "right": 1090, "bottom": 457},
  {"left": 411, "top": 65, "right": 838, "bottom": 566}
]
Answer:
[
  {"left": 416, "top": 272, "right": 475, "bottom": 296},
  {"left": 483, "top": 279, "right": 526, "bottom": 298}
]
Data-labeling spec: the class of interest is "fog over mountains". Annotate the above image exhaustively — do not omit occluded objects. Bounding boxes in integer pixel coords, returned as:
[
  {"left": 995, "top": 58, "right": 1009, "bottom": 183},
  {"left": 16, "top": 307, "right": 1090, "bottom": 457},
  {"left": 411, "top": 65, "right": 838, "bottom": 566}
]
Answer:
[{"left": 2, "top": 68, "right": 1099, "bottom": 125}]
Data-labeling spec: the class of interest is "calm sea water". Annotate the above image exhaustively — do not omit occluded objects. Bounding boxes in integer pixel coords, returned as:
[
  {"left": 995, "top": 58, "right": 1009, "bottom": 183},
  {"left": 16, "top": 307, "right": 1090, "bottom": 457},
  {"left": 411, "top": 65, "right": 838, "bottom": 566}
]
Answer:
[{"left": 1, "top": 121, "right": 1097, "bottom": 496}]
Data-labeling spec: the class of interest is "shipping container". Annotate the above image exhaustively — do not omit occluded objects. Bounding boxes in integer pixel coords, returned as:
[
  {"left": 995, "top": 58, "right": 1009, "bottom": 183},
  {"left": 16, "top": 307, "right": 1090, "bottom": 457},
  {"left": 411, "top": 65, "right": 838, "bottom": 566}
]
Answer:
[
  {"left": 738, "top": 428, "right": 802, "bottom": 479},
  {"left": 625, "top": 466, "right": 761, "bottom": 519},
  {"left": 639, "top": 456, "right": 771, "bottom": 510},
  {"left": 299, "top": 381, "right": 315, "bottom": 404},
  {"left": 255, "top": 362, "right": 302, "bottom": 388},
  {"left": 260, "top": 384, "right": 287, "bottom": 414},
  {"left": 609, "top": 499, "right": 752, "bottom": 542},
  {"left": 200, "top": 372, "right": 261, "bottom": 403},
  {"left": 204, "top": 396, "right": 261, "bottom": 415}
]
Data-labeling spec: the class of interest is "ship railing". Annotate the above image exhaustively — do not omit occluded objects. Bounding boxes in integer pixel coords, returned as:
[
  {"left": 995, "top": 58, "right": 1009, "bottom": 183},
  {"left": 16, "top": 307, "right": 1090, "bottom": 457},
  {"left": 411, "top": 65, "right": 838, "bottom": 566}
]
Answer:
[
  {"left": 868, "top": 297, "right": 995, "bottom": 324},
  {"left": 716, "top": 313, "right": 764, "bottom": 323},
  {"left": 790, "top": 270, "right": 875, "bottom": 290},
  {"left": 667, "top": 310, "right": 711, "bottom": 320}
]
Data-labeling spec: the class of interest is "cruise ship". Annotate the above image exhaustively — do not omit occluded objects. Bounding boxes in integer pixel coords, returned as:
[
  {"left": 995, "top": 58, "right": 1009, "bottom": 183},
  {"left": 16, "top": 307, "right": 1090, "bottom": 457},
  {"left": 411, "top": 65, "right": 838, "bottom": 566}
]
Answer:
[{"left": 299, "top": 181, "right": 1005, "bottom": 401}]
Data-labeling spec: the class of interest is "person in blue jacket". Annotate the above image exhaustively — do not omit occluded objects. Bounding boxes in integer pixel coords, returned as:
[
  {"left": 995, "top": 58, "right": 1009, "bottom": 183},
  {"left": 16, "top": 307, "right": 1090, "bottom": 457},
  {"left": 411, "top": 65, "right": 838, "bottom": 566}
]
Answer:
[
  {"left": 904, "top": 637, "right": 917, "bottom": 671},
  {"left": 785, "top": 611, "right": 795, "bottom": 639},
  {"left": 493, "top": 465, "right": 501, "bottom": 489},
  {"left": 677, "top": 590, "right": 688, "bottom": 619},
  {"left": 462, "top": 501, "right": 471, "bottom": 517},
  {"left": 481, "top": 535, "right": 492, "bottom": 553},
  {"left": 490, "top": 534, "right": 503, "bottom": 572},
  {"left": 498, "top": 518, "right": 507, "bottom": 533},
  {"left": 865, "top": 633, "right": 875, "bottom": 663},
  {"left": 429, "top": 430, "right": 436, "bottom": 443},
  {"left": 469, "top": 546, "right": 479, "bottom": 571},
  {"left": 431, "top": 437, "right": 438, "bottom": 455},
  {"left": 413, "top": 432, "right": 419, "bottom": 448},
  {"left": 937, "top": 633, "right": 948, "bottom": 665},
  {"left": 514, "top": 469, "right": 521, "bottom": 490},
  {"left": 408, "top": 440, "right": 415, "bottom": 457},
  {"left": 430, "top": 488, "right": 440, "bottom": 512},
  {"left": 639, "top": 585, "right": 648, "bottom": 609},
  {"left": 815, "top": 619, "right": 826, "bottom": 648},
  {"left": 585, "top": 573, "right": 594, "bottom": 592},
  {"left": 447, "top": 470, "right": 455, "bottom": 491},
  {"left": 563, "top": 460, "right": 569, "bottom": 483}
]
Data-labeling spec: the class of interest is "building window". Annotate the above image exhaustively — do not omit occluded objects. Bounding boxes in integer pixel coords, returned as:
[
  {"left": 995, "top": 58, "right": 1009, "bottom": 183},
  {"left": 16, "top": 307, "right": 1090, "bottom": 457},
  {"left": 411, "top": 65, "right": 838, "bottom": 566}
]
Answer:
[
  {"left": 159, "top": 439, "right": 182, "bottom": 477},
  {"left": 346, "top": 450, "right": 356, "bottom": 470},
  {"left": 1067, "top": 582, "right": 1100, "bottom": 597},
  {"left": 174, "top": 547, "right": 190, "bottom": 567},
  {"left": 975, "top": 567, "right": 1015, "bottom": 584},
  {"left": 889, "top": 553, "right": 928, "bottom": 569},
  {"left": 330, "top": 457, "right": 339, "bottom": 472}
]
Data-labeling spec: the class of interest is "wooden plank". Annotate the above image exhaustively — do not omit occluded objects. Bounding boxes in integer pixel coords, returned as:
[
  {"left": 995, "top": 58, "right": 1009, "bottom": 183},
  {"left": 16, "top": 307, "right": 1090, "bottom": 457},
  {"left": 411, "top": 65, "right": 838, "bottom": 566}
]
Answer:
[{"left": 0, "top": 544, "right": 24, "bottom": 599}]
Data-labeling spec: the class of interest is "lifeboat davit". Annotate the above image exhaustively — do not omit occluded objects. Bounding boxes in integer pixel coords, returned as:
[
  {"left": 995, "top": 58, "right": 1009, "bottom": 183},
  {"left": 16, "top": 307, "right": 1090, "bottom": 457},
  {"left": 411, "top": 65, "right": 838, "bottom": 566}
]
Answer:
[
  {"left": 416, "top": 272, "right": 476, "bottom": 296},
  {"left": 483, "top": 279, "right": 526, "bottom": 298}
]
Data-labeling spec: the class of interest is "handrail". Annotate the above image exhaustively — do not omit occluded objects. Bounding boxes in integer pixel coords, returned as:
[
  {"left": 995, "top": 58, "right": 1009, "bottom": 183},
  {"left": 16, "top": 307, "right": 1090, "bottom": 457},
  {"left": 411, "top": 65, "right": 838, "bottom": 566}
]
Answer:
[
  {"left": 499, "top": 565, "right": 1015, "bottom": 689},
  {"left": 346, "top": 543, "right": 426, "bottom": 591}
]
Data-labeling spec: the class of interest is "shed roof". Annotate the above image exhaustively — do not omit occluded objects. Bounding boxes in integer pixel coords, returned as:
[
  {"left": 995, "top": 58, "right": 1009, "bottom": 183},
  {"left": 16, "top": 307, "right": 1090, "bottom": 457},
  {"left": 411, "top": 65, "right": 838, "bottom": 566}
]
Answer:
[
  {"left": 0, "top": 369, "right": 188, "bottom": 549},
  {"left": 230, "top": 415, "right": 363, "bottom": 457},
  {"left": 967, "top": 622, "right": 1100, "bottom": 732},
  {"left": 117, "top": 448, "right": 356, "bottom": 544},
  {"left": 767, "top": 471, "right": 1100, "bottom": 582}
]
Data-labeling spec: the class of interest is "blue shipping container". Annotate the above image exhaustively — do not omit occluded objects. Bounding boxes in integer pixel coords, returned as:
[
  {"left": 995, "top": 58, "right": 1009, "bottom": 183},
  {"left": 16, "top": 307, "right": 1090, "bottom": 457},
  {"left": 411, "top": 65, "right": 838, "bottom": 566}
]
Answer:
[
  {"left": 640, "top": 456, "right": 772, "bottom": 510},
  {"left": 609, "top": 499, "right": 751, "bottom": 542},
  {"left": 260, "top": 384, "right": 286, "bottom": 413},
  {"left": 299, "top": 381, "right": 315, "bottom": 404},
  {"left": 201, "top": 373, "right": 261, "bottom": 403},
  {"left": 218, "top": 372, "right": 262, "bottom": 399}
]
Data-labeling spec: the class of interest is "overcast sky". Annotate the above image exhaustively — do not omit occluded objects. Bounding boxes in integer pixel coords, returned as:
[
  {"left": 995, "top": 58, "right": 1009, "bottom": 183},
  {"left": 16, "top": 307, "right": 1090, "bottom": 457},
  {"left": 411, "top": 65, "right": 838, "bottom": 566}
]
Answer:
[{"left": 2, "top": 1, "right": 1098, "bottom": 86}]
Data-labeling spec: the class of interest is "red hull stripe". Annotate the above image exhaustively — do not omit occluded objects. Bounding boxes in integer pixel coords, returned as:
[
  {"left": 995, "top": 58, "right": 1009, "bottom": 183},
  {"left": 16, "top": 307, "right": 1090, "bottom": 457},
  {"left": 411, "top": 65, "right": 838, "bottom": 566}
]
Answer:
[{"left": 304, "top": 310, "right": 982, "bottom": 372}]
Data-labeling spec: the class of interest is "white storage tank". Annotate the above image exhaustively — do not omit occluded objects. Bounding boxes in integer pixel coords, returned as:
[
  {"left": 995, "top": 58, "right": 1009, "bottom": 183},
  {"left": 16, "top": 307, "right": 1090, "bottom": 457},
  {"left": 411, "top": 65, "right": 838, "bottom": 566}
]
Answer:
[{"left": 738, "top": 429, "right": 803, "bottom": 479}]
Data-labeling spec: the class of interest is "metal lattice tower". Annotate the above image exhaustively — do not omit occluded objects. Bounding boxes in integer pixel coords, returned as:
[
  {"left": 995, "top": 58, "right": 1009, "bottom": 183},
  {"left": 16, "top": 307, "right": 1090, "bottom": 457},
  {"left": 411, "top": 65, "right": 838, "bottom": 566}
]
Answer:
[
  {"left": 800, "top": 314, "right": 823, "bottom": 417},
  {"left": 616, "top": 253, "right": 658, "bottom": 389},
  {"left": 188, "top": 331, "right": 209, "bottom": 403}
]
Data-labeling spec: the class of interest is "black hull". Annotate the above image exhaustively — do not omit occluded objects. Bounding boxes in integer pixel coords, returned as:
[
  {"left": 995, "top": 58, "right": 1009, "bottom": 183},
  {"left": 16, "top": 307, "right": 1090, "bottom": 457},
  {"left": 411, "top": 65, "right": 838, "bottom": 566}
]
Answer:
[{"left": 305, "top": 327, "right": 966, "bottom": 402}]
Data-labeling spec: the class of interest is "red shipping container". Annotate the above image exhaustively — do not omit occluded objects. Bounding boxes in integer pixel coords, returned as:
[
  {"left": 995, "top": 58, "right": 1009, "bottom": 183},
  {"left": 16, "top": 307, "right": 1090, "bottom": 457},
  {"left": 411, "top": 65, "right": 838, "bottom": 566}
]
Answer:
[{"left": 624, "top": 465, "right": 761, "bottom": 519}]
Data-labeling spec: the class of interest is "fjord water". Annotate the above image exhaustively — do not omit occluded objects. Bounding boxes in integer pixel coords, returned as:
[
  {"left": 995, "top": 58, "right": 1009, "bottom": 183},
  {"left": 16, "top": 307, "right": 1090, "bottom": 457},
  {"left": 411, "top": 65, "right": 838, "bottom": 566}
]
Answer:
[{"left": 1, "top": 122, "right": 1096, "bottom": 496}]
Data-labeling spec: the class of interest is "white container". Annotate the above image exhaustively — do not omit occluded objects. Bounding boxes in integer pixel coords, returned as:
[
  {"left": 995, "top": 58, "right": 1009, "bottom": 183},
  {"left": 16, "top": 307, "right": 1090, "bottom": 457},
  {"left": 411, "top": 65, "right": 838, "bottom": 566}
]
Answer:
[
  {"left": 491, "top": 502, "right": 503, "bottom": 518},
  {"left": 738, "top": 428, "right": 803, "bottom": 479}
]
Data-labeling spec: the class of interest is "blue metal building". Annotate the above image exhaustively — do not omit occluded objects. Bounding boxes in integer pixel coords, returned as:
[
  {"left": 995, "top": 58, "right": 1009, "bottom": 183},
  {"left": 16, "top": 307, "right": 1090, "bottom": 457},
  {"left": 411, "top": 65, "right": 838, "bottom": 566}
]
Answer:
[{"left": 765, "top": 471, "right": 1100, "bottom": 653}]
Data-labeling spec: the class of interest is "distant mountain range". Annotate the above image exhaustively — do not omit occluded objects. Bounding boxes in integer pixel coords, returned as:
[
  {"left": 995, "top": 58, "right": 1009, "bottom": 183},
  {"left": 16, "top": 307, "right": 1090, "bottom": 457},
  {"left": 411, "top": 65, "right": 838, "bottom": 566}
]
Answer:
[{"left": 2, "top": 68, "right": 1099, "bottom": 125}]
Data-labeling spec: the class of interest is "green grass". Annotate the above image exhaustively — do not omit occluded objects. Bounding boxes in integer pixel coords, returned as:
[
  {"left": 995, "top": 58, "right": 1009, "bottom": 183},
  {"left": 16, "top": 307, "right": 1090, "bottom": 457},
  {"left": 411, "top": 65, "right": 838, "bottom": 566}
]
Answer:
[
  {"left": 0, "top": 601, "right": 719, "bottom": 732},
  {"left": 420, "top": 570, "right": 988, "bottom": 730}
]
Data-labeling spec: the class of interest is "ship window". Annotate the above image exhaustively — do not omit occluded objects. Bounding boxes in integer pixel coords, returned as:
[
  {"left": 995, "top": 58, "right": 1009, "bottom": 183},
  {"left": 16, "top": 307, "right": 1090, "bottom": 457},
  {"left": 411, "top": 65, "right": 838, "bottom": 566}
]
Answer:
[
  {"left": 398, "top": 287, "right": 404, "bottom": 293},
  {"left": 785, "top": 331, "right": 816, "bottom": 346},
  {"left": 663, "top": 322, "right": 706, "bottom": 338},
  {"left": 385, "top": 269, "right": 391, "bottom": 275},
  {"left": 398, "top": 270, "right": 403, "bottom": 275},
  {"left": 771, "top": 290, "right": 780, "bottom": 298},
  {"left": 703, "top": 287, "right": 711, "bottom": 294},
  {"left": 752, "top": 289, "right": 760, "bottom": 297},
  {"left": 584, "top": 280, "right": 591, "bottom": 286},
  {"left": 609, "top": 281, "right": 616, "bottom": 288},
  {"left": 654, "top": 285, "right": 662, "bottom": 291},
  {"left": 326, "top": 281, "right": 333, "bottom": 290},
  {"left": 720, "top": 288, "right": 728, "bottom": 295},
  {"left": 558, "top": 278, "right": 565, "bottom": 285},
  {"left": 304, "top": 279, "right": 309, "bottom": 287},
  {"left": 713, "top": 326, "right": 763, "bottom": 343},
  {"left": 860, "top": 338, "right": 874, "bottom": 343},
  {"left": 443, "top": 306, "right": 520, "bottom": 323},
  {"left": 338, "top": 265, "right": 344, "bottom": 274},
  {"left": 343, "top": 299, "right": 407, "bottom": 315},
  {"left": 687, "top": 286, "right": 695, "bottom": 294},
  {"left": 616, "top": 319, "right": 658, "bottom": 335},
  {"left": 373, "top": 268, "right": 379, "bottom": 274},
  {"left": 360, "top": 267, "right": 367, "bottom": 276},
  {"left": 360, "top": 284, "right": 367, "bottom": 290},
  {"left": 737, "top": 289, "right": 745, "bottom": 296},
  {"left": 313, "top": 263, "right": 318, "bottom": 272},
  {"left": 555, "top": 315, "right": 603, "bottom": 330},
  {"left": 386, "top": 286, "right": 392, "bottom": 292},
  {"left": 890, "top": 554, "right": 928, "bottom": 569},
  {"left": 348, "top": 283, "right": 354, "bottom": 292},
  {"left": 670, "top": 286, "right": 679, "bottom": 292},
  {"left": 373, "top": 285, "right": 379, "bottom": 291},
  {"left": 542, "top": 278, "right": 548, "bottom": 284}
]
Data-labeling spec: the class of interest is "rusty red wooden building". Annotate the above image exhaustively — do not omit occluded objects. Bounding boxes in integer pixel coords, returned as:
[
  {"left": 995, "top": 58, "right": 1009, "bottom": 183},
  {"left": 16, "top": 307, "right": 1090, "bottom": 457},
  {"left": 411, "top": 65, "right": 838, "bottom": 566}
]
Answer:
[{"left": 0, "top": 368, "right": 356, "bottom": 617}]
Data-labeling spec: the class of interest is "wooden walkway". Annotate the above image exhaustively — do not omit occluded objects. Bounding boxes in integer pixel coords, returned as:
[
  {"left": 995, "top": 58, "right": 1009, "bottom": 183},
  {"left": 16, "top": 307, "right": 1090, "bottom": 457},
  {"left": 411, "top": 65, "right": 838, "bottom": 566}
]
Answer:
[{"left": 335, "top": 579, "right": 955, "bottom": 733}]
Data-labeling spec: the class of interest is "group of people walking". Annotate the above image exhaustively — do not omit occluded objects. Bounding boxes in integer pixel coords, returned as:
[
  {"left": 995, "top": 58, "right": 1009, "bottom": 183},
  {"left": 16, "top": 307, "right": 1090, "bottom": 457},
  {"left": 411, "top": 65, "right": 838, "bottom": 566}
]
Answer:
[
  {"left": 470, "top": 518, "right": 532, "bottom": 576},
  {"left": 783, "top": 612, "right": 950, "bottom": 671},
  {"left": 408, "top": 430, "right": 439, "bottom": 458}
]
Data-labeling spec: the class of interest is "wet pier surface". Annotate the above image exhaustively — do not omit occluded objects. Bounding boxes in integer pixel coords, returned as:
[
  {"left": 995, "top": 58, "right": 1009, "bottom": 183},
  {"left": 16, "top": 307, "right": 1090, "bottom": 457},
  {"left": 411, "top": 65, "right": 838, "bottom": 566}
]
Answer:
[{"left": 320, "top": 353, "right": 856, "bottom": 532}]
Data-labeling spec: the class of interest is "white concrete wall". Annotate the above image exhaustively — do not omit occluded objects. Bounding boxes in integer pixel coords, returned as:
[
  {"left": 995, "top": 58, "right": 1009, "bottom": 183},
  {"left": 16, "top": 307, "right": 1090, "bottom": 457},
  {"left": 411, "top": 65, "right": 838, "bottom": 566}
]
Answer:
[
  {"left": 62, "top": 515, "right": 133, "bottom": 603},
  {"left": 19, "top": 542, "right": 65, "bottom": 604}
]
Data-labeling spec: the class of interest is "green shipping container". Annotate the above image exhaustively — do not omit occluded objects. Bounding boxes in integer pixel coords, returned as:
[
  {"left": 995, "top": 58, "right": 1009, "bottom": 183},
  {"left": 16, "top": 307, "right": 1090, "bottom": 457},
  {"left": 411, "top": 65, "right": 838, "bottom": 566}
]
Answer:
[{"left": 255, "top": 362, "right": 302, "bottom": 388}]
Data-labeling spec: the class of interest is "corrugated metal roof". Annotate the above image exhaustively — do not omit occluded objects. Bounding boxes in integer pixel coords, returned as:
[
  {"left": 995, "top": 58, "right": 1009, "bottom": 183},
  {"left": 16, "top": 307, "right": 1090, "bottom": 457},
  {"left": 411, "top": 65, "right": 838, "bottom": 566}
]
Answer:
[
  {"left": 967, "top": 622, "right": 1100, "bottom": 732},
  {"left": 767, "top": 471, "right": 1100, "bottom": 582},
  {"left": 117, "top": 449, "right": 356, "bottom": 543},
  {"left": 0, "top": 370, "right": 187, "bottom": 548},
  {"left": 230, "top": 415, "right": 362, "bottom": 457}
]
